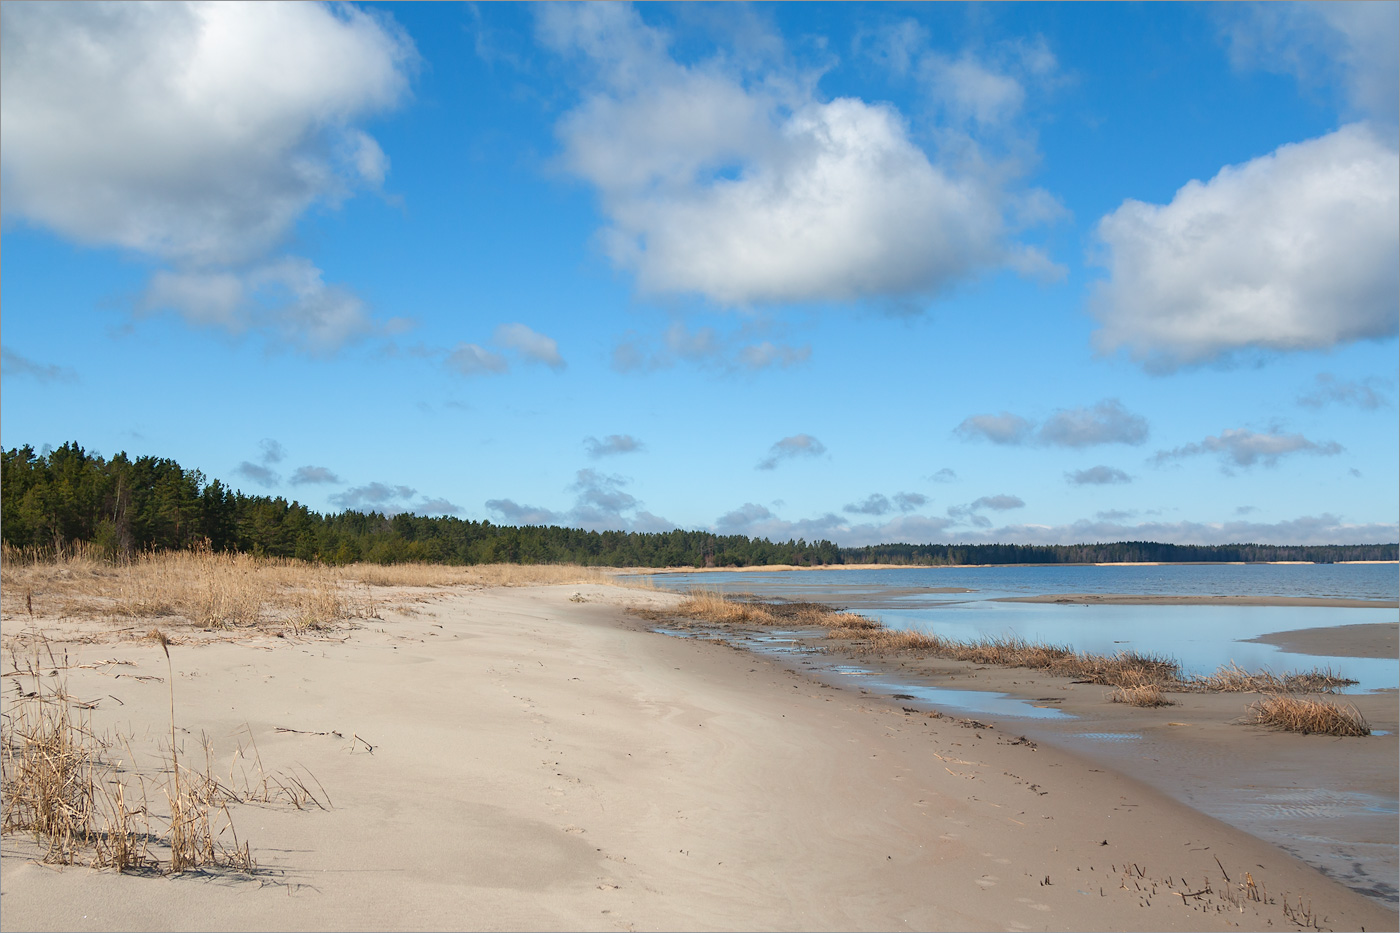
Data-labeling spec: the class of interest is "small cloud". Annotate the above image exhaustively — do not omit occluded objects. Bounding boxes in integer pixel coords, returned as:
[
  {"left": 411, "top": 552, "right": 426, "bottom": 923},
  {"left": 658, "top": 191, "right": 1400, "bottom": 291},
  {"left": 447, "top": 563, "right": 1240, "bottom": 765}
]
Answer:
[
  {"left": 332, "top": 482, "right": 416, "bottom": 510},
  {"left": 1235, "top": 505, "right": 1259, "bottom": 515},
  {"left": 843, "top": 494, "right": 892, "bottom": 516},
  {"left": 233, "top": 461, "right": 279, "bottom": 488},
  {"left": 971, "top": 494, "right": 1025, "bottom": 511},
  {"left": 1, "top": 347, "right": 77, "bottom": 383},
  {"left": 756, "top": 433, "right": 827, "bottom": 470},
  {"left": 929, "top": 468, "right": 958, "bottom": 483},
  {"left": 415, "top": 497, "right": 462, "bottom": 516},
  {"left": 1066, "top": 465, "right": 1133, "bottom": 486},
  {"left": 494, "top": 322, "right": 566, "bottom": 371},
  {"left": 893, "top": 492, "right": 928, "bottom": 512},
  {"left": 612, "top": 322, "right": 811, "bottom": 374},
  {"left": 1095, "top": 509, "right": 1136, "bottom": 521},
  {"left": 1297, "top": 373, "right": 1392, "bottom": 410},
  {"left": 1153, "top": 428, "right": 1343, "bottom": 469},
  {"left": 957, "top": 399, "right": 1148, "bottom": 448},
  {"left": 447, "top": 343, "right": 509, "bottom": 376},
  {"left": 584, "top": 434, "right": 644, "bottom": 458},
  {"left": 259, "top": 438, "right": 286, "bottom": 464},
  {"left": 290, "top": 466, "right": 342, "bottom": 486},
  {"left": 1037, "top": 400, "right": 1148, "bottom": 448},
  {"left": 955, "top": 412, "right": 1034, "bottom": 445},
  {"left": 715, "top": 502, "right": 775, "bottom": 533},
  {"left": 485, "top": 498, "right": 563, "bottom": 525}
]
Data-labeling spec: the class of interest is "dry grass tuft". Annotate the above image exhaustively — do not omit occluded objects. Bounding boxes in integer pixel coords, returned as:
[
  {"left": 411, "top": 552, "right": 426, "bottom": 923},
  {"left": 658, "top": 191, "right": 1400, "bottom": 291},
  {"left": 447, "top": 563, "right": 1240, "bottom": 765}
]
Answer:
[
  {"left": 1245, "top": 694, "right": 1371, "bottom": 736},
  {"left": 0, "top": 631, "right": 324, "bottom": 873},
  {"left": 1109, "top": 682, "right": 1175, "bottom": 707},
  {"left": 1188, "top": 661, "right": 1356, "bottom": 694}
]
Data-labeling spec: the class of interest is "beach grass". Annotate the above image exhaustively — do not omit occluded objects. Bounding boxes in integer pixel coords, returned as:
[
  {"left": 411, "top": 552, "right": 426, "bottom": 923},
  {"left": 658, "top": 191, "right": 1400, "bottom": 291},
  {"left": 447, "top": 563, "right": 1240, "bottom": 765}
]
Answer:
[
  {"left": 1, "top": 544, "right": 621, "bottom": 636},
  {"left": 1245, "top": 695, "right": 1371, "bottom": 736},
  {"left": 676, "top": 592, "right": 1360, "bottom": 697}
]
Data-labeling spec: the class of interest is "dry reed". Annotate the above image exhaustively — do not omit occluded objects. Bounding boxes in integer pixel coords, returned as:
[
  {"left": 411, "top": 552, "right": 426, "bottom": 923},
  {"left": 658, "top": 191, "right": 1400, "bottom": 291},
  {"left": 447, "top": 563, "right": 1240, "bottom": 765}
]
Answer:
[
  {"left": 1109, "top": 682, "right": 1175, "bottom": 707},
  {"left": 1245, "top": 695, "right": 1371, "bottom": 736},
  {"left": 0, "top": 631, "right": 327, "bottom": 873},
  {"left": 679, "top": 591, "right": 1358, "bottom": 697}
]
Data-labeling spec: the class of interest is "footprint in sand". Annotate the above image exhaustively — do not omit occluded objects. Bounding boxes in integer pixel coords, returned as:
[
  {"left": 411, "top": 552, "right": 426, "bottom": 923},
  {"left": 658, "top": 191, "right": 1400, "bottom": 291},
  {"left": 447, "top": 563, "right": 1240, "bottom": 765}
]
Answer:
[{"left": 975, "top": 875, "right": 998, "bottom": 889}]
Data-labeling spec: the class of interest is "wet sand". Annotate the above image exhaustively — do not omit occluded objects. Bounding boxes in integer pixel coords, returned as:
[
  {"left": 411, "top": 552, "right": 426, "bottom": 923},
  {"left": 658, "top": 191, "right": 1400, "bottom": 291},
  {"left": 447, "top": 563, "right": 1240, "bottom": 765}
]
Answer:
[
  {"left": 1244, "top": 622, "right": 1399, "bottom": 659},
  {"left": 1, "top": 583, "right": 1394, "bottom": 931}
]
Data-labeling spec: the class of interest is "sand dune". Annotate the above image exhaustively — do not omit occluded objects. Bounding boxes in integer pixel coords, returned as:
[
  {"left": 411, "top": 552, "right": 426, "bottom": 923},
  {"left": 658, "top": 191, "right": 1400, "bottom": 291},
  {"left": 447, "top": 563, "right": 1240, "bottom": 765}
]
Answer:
[{"left": 1, "top": 582, "right": 1393, "bottom": 931}]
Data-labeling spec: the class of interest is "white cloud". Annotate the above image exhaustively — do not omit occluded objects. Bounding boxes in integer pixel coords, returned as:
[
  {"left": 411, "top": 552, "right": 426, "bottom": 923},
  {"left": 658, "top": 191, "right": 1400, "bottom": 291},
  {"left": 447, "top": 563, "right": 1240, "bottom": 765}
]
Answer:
[
  {"left": 487, "top": 469, "right": 673, "bottom": 533},
  {"left": 1297, "top": 373, "right": 1392, "bottom": 410},
  {"left": 290, "top": 465, "right": 342, "bottom": 485},
  {"left": 892, "top": 492, "right": 928, "bottom": 512},
  {"left": 970, "top": 494, "right": 1025, "bottom": 511},
  {"left": 332, "top": 481, "right": 459, "bottom": 517},
  {"left": 584, "top": 434, "right": 644, "bottom": 458},
  {"left": 447, "top": 343, "right": 509, "bottom": 377},
  {"left": 1091, "top": 124, "right": 1399, "bottom": 371},
  {"left": 955, "top": 411, "right": 1034, "bottom": 446},
  {"left": 233, "top": 462, "right": 279, "bottom": 488},
  {"left": 1153, "top": 428, "right": 1343, "bottom": 469},
  {"left": 493, "top": 323, "right": 566, "bottom": 371},
  {"left": 142, "top": 258, "right": 379, "bottom": 354},
  {"left": 1038, "top": 400, "right": 1148, "bottom": 448},
  {"left": 957, "top": 399, "right": 1148, "bottom": 447},
  {"left": 540, "top": 3, "right": 1056, "bottom": 309},
  {"left": 710, "top": 502, "right": 1395, "bottom": 548},
  {"left": 756, "top": 434, "right": 827, "bottom": 470},
  {"left": 843, "top": 494, "right": 893, "bottom": 516},
  {"left": 0, "top": 1, "right": 416, "bottom": 351},
  {"left": 258, "top": 439, "right": 286, "bottom": 464},
  {"left": 1222, "top": 1, "right": 1399, "bottom": 121},
  {"left": 1067, "top": 466, "right": 1132, "bottom": 486}
]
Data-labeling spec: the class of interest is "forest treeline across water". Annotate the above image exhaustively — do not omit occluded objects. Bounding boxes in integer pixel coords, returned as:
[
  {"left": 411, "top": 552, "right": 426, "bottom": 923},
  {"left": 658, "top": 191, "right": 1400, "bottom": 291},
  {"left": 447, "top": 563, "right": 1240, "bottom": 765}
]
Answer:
[{"left": 3, "top": 443, "right": 1396, "bottom": 568}]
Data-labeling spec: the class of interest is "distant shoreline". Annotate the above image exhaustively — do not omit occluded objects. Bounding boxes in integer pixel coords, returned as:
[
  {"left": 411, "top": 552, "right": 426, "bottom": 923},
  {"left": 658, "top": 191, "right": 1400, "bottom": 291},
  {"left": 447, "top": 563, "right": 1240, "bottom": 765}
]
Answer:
[
  {"left": 997, "top": 593, "right": 1397, "bottom": 609},
  {"left": 626, "top": 559, "right": 1399, "bottom": 574}
]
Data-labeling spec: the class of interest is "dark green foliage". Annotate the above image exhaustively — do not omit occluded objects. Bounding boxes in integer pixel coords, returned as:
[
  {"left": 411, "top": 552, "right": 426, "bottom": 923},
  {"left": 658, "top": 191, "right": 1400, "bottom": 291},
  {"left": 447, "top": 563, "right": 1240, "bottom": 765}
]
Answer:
[{"left": 3, "top": 443, "right": 1396, "bottom": 567}]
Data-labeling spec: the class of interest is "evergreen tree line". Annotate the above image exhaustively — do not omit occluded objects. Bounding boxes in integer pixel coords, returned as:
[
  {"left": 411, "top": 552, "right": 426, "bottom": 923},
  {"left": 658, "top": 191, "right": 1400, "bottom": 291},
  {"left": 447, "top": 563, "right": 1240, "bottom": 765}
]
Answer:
[{"left": 3, "top": 444, "right": 1395, "bottom": 567}]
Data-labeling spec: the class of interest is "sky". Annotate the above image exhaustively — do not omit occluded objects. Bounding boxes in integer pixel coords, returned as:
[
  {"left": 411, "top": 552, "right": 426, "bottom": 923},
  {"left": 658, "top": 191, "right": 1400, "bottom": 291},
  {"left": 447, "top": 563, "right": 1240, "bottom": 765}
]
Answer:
[{"left": 2, "top": 1, "right": 1397, "bottom": 548}]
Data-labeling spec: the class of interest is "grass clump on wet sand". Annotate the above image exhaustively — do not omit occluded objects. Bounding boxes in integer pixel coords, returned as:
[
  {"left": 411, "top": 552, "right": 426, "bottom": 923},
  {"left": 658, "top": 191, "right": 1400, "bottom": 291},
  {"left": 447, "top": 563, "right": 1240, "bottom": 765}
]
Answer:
[
  {"left": 1245, "top": 695, "right": 1371, "bottom": 736},
  {"left": 1109, "top": 682, "right": 1175, "bottom": 707}
]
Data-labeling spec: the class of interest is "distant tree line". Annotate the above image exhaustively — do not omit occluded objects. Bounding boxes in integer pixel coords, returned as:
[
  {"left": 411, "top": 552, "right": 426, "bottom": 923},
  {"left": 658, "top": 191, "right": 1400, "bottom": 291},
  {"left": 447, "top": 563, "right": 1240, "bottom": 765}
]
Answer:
[{"left": 3, "top": 443, "right": 1395, "bottom": 567}]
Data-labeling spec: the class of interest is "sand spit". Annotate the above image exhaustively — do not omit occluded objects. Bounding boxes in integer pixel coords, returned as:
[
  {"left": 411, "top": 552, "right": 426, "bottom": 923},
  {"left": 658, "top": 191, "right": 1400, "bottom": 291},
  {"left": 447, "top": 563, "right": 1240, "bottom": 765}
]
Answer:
[
  {"left": 2, "top": 583, "right": 1395, "bottom": 932},
  {"left": 999, "top": 593, "right": 1398, "bottom": 609},
  {"left": 1244, "top": 622, "right": 1399, "bottom": 659}
]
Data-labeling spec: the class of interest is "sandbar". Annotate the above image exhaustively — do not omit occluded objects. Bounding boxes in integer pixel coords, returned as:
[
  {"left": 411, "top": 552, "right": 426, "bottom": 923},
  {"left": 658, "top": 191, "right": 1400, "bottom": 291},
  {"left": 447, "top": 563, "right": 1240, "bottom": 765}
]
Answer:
[{"left": 1244, "top": 621, "right": 1400, "bottom": 659}]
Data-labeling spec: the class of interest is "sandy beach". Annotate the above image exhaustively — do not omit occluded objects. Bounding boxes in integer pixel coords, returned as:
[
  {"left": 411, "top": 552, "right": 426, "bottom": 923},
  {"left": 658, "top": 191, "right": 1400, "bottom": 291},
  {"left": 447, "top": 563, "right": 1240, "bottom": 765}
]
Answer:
[{"left": 2, "top": 581, "right": 1395, "bottom": 932}]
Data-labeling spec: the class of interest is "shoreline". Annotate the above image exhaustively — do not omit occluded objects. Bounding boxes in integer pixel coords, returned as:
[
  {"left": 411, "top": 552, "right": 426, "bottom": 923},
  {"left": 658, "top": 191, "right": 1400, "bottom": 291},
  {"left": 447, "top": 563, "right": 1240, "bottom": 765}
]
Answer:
[{"left": 1, "top": 582, "right": 1395, "bottom": 931}]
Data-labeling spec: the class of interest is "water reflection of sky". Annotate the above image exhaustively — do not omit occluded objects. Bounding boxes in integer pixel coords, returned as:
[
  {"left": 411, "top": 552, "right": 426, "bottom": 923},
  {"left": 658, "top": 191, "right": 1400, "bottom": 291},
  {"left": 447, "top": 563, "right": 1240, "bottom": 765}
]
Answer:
[
  {"left": 872, "top": 603, "right": 1398, "bottom": 693},
  {"left": 641, "top": 566, "right": 1399, "bottom": 692}
]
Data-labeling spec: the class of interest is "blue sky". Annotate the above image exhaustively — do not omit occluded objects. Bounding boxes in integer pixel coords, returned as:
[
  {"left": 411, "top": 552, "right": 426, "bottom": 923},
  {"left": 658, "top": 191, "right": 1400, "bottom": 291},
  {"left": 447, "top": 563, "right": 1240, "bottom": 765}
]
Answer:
[{"left": 2, "top": 1, "right": 1397, "bottom": 547}]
